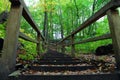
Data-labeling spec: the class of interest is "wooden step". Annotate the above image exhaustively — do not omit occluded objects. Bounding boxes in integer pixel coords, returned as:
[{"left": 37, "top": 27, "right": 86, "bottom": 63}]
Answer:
[
  {"left": 40, "top": 57, "right": 78, "bottom": 59},
  {"left": 8, "top": 73, "right": 120, "bottom": 80},
  {"left": 34, "top": 61, "right": 85, "bottom": 65},
  {"left": 38, "top": 58, "right": 80, "bottom": 61},
  {"left": 42, "top": 55, "right": 73, "bottom": 58},
  {"left": 29, "top": 65, "right": 95, "bottom": 72}
]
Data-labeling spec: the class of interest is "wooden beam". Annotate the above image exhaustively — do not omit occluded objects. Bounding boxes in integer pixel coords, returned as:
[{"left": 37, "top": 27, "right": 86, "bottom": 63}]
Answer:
[
  {"left": 107, "top": 9, "right": 120, "bottom": 70},
  {"left": 0, "top": 4, "right": 23, "bottom": 78},
  {"left": 58, "top": 0, "right": 120, "bottom": 44},
  {"left": 65, "top": 33, "right": 111, "bottom": 46},
  {"left": 19, "top": 32, "right": 38, "bottom": 43}
]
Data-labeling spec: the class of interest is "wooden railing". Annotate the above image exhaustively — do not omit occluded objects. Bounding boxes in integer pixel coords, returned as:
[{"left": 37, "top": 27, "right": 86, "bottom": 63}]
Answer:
[
  {"left": 0, "top": 0, "right": 46, "bottom": 76},
  {"left": 57, "top": 0, "right": 120, "bottom": 69},
  {"left": 65, "top": 33, "right": 111, "bottom": 46}
]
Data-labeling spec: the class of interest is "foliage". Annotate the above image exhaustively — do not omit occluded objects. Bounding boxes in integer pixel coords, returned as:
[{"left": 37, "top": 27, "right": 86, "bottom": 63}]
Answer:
[
  {"left": 75, "top": 39, "right": 112, "bottom": 53},
  {"left": 0, "top": 23, "right": 6, "bottom": 37},
  {"left": 18, "top": 39, "right": 37, "bottom": 60},
  {"left": 0, "top": 0, "right": 10, "bottom": 38},
  {"left": 0, "top": 0, "right": 115, "bottom": 60}
]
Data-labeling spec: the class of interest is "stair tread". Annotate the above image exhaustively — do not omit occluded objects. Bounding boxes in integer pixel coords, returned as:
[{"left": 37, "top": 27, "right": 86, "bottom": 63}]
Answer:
[{"left": 8, "top": 73, "right": 120, "bottom": 80}]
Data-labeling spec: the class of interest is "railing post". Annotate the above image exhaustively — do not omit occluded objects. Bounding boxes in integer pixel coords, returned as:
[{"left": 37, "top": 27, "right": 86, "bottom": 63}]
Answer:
[
  {"left": 37, "top": 33, "right": 41, "bottom": 55},
  {"left": 55, "top": 44, "right": 57, "bottom": 51},
  {"left": 0, "top": 4, "right": 23, "bottom": 79},
  {"left": 61, "top": 42, "right": 65, "bottom": 53},
  {"left": 57, "top": 45, "right": 61, "bottom": 52},
  {"left": 71, "top": 35, "right": 75, "bottom": 57},
  {"left": 44, "top": 41, "right": 48, "bottom": 51},
  {"left": 107, "top": 9, "right": 120, "bottom": 70}
]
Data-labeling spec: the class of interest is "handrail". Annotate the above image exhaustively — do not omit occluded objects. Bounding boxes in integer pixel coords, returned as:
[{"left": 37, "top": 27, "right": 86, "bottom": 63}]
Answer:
[
  {"left": 65, "top": 33, "right": 111, "bottom": 46},
  {"left": 19, "top": 32, "right": 38, "bottom": 43}
]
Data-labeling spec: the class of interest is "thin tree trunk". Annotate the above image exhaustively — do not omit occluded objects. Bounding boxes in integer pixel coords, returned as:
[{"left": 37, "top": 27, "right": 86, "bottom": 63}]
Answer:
[
  {"left": 43, "top": 11, "right": 48, "bottom": 40},
  {"left": 43, "top": 0, "right": 48, "bottom": 49},
  {"left": 73, "top": 0, "right": 79, "bottom": 27},
  {"left": 43, "top": 0, "right": 48, "bottom": 41},
  {"left": 88, "top": 0, "right": 97, "bottom": 36},
  {"left": 49, "top": 11, "right": 53, "bottom": 39},
  {"left": 73, "top": 0, "right": 79, "bottom": 18},
  {"left": 58, "top": 0, "right": 64, "bottom": 39}
]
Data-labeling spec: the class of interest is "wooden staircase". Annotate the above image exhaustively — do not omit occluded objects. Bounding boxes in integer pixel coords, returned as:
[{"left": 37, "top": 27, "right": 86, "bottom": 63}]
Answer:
[{"left": 8, "top": 50, "right": 120, "bottom": 80}]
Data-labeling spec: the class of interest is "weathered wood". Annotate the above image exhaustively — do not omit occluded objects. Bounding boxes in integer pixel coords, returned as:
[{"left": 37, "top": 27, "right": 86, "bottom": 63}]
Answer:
[
  {"left": 36, "top": 33, "right": 41, "bottom": 55},
  {"left": 71, "top": 35, "right": 75, "bottom": 57},
  {"left": 56, "top": 45, "right": 61, "bottom": 52},
  {"left": 0, "top": 4, "right": 23, "bottom": 78},
  {"left": 107, "top": 9, "right": 120, "bottom": 70},
  {"left": 58, "top": 0, "right": 120, "bottom": 44},
  {"left": 61, "top": 42, "right": 65, "bottom": 53},
  {"left": 65, "top": 33, "right": 111, "bottom": 46},
  {"left": 19, "top": 32, "right": 38, "bottom": 43},
  {"left": 8, "top": 73, "right": 120, "bottom": 80},
  {"left": 55, "top": 44, "right": 58, "bottom": 51}
]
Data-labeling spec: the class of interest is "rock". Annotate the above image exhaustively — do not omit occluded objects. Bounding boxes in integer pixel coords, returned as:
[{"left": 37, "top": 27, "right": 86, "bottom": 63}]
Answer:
[
  {"left": 0, "top": 38, "right": 4, "bottom": 52},
  {"left": 95, "top": 44, "right": 113, "bottom": 56},
  {"left": 0, "top": 11, "right": 9, "bottom": 24}
]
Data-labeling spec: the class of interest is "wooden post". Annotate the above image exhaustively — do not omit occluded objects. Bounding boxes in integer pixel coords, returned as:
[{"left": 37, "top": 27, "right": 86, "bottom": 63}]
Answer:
[
  {"left": 42, "top": 40, "right": 46, "bottom": 52},
  {"left": 71, "top": 35, "right": 75, "bottom": 57},
  {"left": 107, "top": 9, "right": 120, "bottom": 70},
  {"left": 54, "top": 44, "right": 57, "bottom": 51},
  {"left": 57, "top": 45, "right": 60, "bottom": 52},
  {"left": 61, "top": 42, "right": 65, "bottom": 53},
  {"left": 0, "top": 4, "right": 23, "bottom": 77},
  {"left": 56, "top": 44, "right": 59, "bottom": 51},
  {"left": 47, "top": 41, "right": 50, "bottom": 50},
  {"left": 37, "top": 33, "right": 41, "bottom": 55},
  {"left": 44, "top": 41, "right": 47, "bottom": 51}
]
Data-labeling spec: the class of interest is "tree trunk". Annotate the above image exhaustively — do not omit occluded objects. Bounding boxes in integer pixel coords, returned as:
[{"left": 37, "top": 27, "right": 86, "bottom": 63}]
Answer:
[{"left": 43, "top": 0, "right": 48, "bottom": 49}]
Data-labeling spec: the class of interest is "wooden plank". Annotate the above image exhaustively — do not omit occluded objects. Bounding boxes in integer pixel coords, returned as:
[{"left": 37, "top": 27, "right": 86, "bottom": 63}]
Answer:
[
  {"left": 0, "top": 4, "right": 23, "bottom": 77},
  {"left": 8, "top": 73, "right": 120, "bottom": 80},
  {"left": 65, "top": 33, "right": 111, "bottom": 46},
  {"left": 19, "top": 32, "right": 38, "bottom": 43},
  {"left": 58, "top": 0, "right": 120, "bottom": 44},
  {"left": 107, "top": 9, "right": 120, "bottom": 70}
]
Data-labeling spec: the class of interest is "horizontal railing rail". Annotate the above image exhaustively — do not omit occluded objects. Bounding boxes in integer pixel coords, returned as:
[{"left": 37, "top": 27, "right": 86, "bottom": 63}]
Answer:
[
  {"left": 19, "top": 32, "right": 38, "bottom": 43},
  {"left": 65, "top": 33, "right": 111, "bottom": 46}
]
